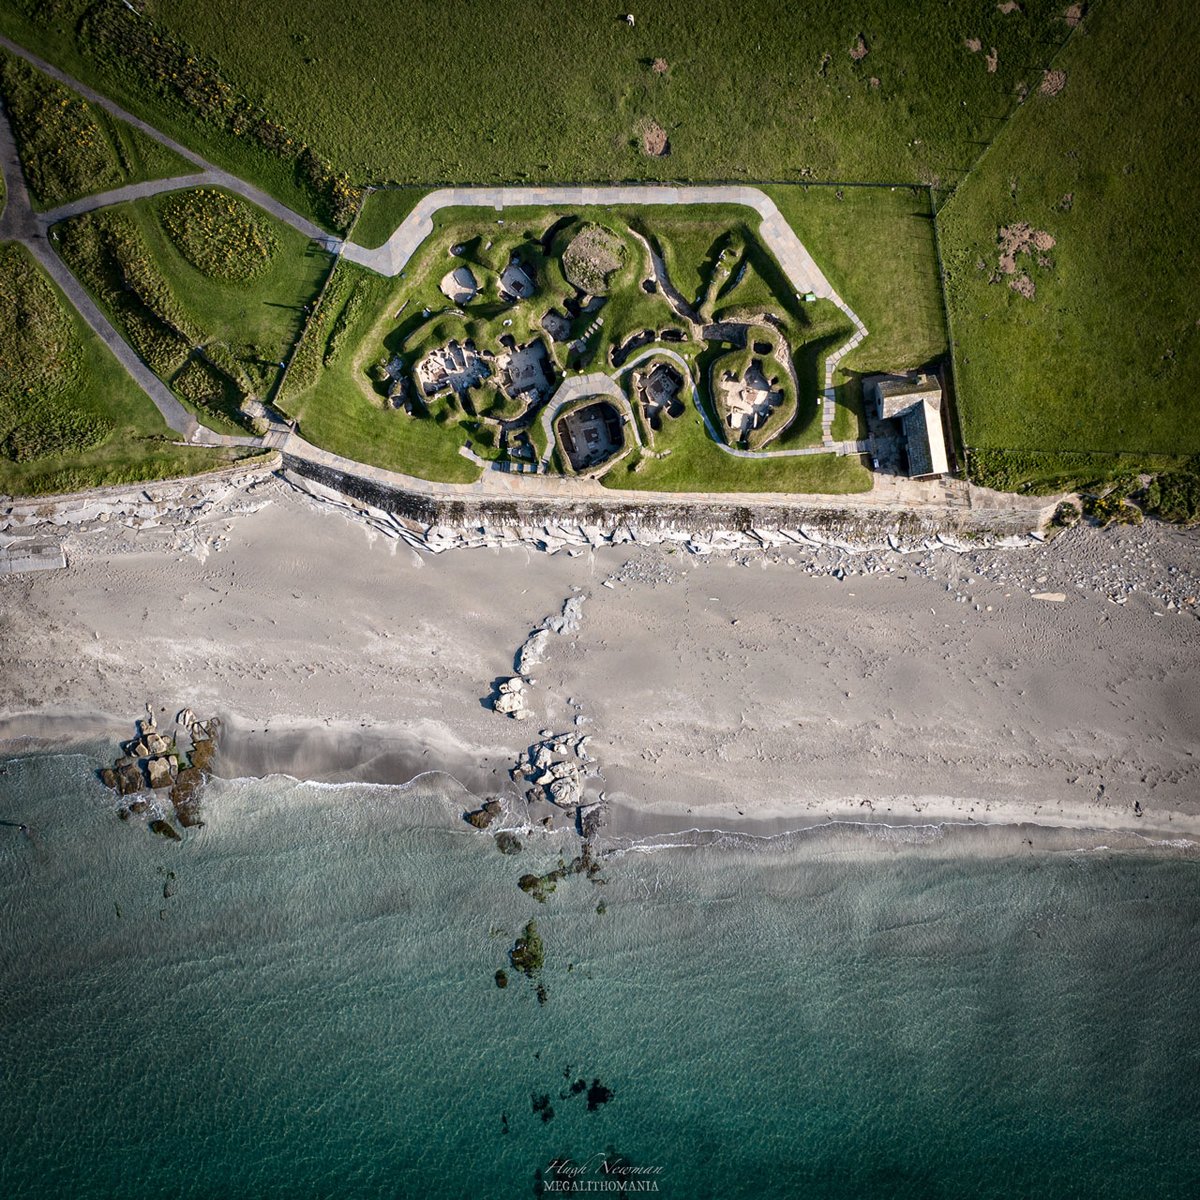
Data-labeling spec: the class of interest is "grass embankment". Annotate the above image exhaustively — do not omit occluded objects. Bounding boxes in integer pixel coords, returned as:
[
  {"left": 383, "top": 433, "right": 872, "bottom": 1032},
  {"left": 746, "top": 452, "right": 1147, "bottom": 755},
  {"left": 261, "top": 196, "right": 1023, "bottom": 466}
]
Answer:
[
  {"left": 0, "top": 242, "right": 237, "bottom": 497},
  {"left": 938, "top": 0, "right": 1200, "bottom": 492},
  {"left": 54, "top": 188, "right": 329, "bottom": 433},
  {"left": 350, "top": 188, "right": 430, "bottom": 249},
  {"left": 603, "top": 416, "right": 872, "bottom": 494},
  {"left": 0, "top": 50, "right": 191, "bottom": 208}
]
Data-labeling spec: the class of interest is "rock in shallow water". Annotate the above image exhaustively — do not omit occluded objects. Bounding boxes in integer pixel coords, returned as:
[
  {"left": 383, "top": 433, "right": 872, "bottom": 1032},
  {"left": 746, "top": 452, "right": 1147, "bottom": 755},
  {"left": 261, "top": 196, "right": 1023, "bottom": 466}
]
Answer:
[{"left": 148, "top": 818, "right": 181, "bottom": 843}]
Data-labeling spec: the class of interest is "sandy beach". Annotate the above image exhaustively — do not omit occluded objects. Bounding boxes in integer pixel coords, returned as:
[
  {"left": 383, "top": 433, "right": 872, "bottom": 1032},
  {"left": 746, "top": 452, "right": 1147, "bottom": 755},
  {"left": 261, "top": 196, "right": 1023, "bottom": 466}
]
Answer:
[{"left": 2, "top": 477, "right": 1198, "bottom": 842}]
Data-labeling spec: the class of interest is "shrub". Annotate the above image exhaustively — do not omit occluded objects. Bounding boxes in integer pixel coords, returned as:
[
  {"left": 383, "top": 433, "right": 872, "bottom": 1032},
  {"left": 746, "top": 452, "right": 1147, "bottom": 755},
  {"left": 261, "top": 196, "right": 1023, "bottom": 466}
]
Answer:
[
  {"left": 0, "top": 52, "right": 122, "bottom": 205},
  {"left": 161, "top": 190, "right": 278, "bottom": 281},
  {"left": 1143, "top": 465, "right": 1200, "bottom": 525},
  {"left": 1051, "top": 500, "right": 1080, "bottom": 527},
  {"left": 1083, "top": 491, "right": 1143, "bottom": 527}
]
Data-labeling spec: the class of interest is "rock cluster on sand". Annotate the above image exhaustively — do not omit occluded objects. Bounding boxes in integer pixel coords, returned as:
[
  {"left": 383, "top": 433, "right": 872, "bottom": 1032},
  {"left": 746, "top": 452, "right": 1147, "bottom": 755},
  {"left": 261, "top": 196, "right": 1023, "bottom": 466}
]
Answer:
[
  {"left": 513, "top": 732, "right": 597, "bottom": 814},
  {"left": 99, "top": 705, "right": 221, "bottom": 838}
]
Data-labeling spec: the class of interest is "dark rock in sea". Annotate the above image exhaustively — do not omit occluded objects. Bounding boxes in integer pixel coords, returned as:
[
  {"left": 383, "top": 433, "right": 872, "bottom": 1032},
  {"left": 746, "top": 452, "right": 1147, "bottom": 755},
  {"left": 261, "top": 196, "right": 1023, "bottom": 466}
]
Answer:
[
  {"left": 162, "top": 871, "right": 177, "bottom": 899},
  {"left": 494, "top": 831, "right": 522, "bottom": 855},
  {"left": 148, "top": 819, "right": 182, "bottom": 843},
  {"left": 536, "top": 983, "right": 549, "bottom": 1006},
  {"left": 465, "top": 798, "right": 503, "bottom": 830},
  {"left": 569, "top": 1078, "right": 587, "bottom": 1095},
  {"left": 510, "top": 921, "right": 545, "bottom": 976},
  {"left": 170, "top": 767, "right": 205, "bottom": 827},
  {"left": 189, "top": 737, "right": 216, "bottom": 773},
  {"left": 128, "top": 800, "right": 149, "bottom": 816},
  {"left": 596, "top": 900, "right": 607, "bottom": 915},
  {"left": 531, "top": 1093, "right": 555, "bottom": 1123},
  {"left": 114, "top": 756, "right": 133, "bottom": 769},
  {"left": 579, "top": 804, "right": 605, "bottom": 839},
  {"left": 99, "top": 767, "right": 118, "bottom": 790},
  {"left": 586, "top": 1079, "right": 614, "bottom": 1111},
  {"left": 117, "top": 806, "right": 131, "bottom": 821},
  {"left": 519, "top": 861, "right": 568, "bottom": 902},
  {"left": 495, "top": 969, "right": 509, "bottom": 989},
  {"left": 116, "top": 763, "right": 144, "bottom": 795}
]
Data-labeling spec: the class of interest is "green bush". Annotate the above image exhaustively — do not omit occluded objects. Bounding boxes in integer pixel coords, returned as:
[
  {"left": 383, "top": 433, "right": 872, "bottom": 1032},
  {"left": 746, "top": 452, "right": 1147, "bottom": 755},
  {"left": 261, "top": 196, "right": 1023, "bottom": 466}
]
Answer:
[
  {"left": 0, "top": 52, "right": 121, "bottom": 205},
  {"left": 1144, "top": 465, "right": 1200, "bottom": 525},
  {"left": 1083, "top": 491, "right": 1143, "bottom": 527},
  {"left": 161, "top": 190, "right": 279, "bottom": 281}
]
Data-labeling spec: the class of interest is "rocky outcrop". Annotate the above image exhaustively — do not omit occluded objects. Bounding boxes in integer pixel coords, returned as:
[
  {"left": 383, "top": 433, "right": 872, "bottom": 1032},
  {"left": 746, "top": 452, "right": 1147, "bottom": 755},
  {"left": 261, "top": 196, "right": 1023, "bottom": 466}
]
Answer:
[
  {"left": 492, "top": 677, "right": 533, "bottom": 720},
  {"left": 464, "top": 798, "right": 503, "bottom": 830},
  {"left": 99, "top": 705, "right": 221, "bottom": 833},
  {"left": 146, "top": 757, "right": 174, "bottom": 789}
]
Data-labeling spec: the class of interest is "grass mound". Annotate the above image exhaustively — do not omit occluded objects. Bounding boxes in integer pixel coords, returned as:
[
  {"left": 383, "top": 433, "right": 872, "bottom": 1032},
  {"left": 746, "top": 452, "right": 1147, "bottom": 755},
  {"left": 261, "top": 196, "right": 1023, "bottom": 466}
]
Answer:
[
  {"left": 562, "top": 223, "right": 626, "bottom": 295},
  {"left": 0, "top": 51, "right": 121, "bottom": 206},
  {"left": 161, "top": 189, "right": 278, "bottom": 281}
]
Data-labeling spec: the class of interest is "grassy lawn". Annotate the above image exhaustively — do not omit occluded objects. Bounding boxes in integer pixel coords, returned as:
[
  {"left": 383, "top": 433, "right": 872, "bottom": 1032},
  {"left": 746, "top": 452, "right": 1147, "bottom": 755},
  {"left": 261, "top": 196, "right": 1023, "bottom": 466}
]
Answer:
[
  {"left": 53, "top": 188, "right": 329, "bottom": 433},
  {"left": 0, "top": 241, "right": 238, "bottom": 497},
  {"left": 937, "top": 0, "right": 1200, "bottom": 490},
  {"left": 767, "top": 184, "right": 949, "bottom": 376},
  {"left": 603, "top": 406, "right": 871, "bottom": 493},
  {"left": 1, "top": 2, "right": 1070, "bottom": 222},
  {"left": 0, "top": 49, "right": 191, "bottom": 209},
  {"left": 351, "top": 188, "right": 431, "bottom": 249}
]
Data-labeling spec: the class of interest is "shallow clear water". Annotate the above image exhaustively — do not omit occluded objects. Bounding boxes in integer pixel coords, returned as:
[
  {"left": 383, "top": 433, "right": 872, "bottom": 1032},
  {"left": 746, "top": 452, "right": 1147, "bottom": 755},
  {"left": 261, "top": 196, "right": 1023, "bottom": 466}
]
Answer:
[{"left": 2, "top": 750, "right": 1198, "bottom": 1198}]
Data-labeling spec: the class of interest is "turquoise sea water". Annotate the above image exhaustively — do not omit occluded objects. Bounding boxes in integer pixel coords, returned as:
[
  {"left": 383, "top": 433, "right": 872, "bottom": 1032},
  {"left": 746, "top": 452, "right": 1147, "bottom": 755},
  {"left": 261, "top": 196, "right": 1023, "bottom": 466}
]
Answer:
[{"left": 2, "top": 750, "right": 1199, "bottom": 1199}]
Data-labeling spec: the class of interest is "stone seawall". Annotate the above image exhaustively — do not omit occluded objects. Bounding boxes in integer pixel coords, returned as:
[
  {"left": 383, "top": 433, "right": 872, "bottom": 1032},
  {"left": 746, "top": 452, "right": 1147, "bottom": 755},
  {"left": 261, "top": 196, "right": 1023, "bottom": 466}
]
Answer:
[{"left": 281, "top": 452, "right": 1045, "bottom": 547}]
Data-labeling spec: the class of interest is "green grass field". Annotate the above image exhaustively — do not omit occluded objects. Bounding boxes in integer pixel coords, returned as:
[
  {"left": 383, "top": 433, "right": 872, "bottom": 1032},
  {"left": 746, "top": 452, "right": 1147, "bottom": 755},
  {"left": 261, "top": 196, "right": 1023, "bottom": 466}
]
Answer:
[
  {"left": 938, "top": 0, "right": 1200, "bottom": 490},
  {"left": 53, "top": 188, "right": 329, "bottom": 433},
  {"left": 1, "top": 1, "right": 1069, "bottom": 213},
  {"left": 0, "top": 242, "right": 239, "bottom": 496}
]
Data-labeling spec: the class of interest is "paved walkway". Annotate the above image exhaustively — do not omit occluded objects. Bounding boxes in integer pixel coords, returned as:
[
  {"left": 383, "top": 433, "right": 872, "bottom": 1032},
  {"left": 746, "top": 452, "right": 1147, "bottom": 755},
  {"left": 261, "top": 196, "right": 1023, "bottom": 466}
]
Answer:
[
  {"left": 0, "top": 36, "right": 337, "bottom": 247},
  {"left": 278, "top": 427, "right": 1052, "bottom": 524}
]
